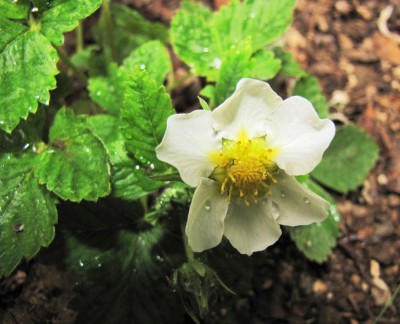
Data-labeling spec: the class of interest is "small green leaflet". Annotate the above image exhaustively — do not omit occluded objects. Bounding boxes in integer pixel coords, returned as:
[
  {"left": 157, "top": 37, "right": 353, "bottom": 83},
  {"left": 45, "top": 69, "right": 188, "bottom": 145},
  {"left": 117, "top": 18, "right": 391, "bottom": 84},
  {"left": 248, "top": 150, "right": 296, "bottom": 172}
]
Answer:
[
  {"left": 214, "top": 41, "right": 254, "bottom": 106},
  {"left": 273, "top": 47, "right": 307, "bottom": 78},
  {"left": 288, "top": 180, "right": 340, "bottom": 263},
  {"left": 89, "top": 41, "right": 171, "bottom": 115},
  {"left": 171, "top": 0, "right": 296, "bottom": 80},
  {"left": 311, "top": 124, "right": 379, "bottom": 192},
  {"left": 88, "top": 114, "right": 163, "bottom": 201},
  {"left": 121, "top": 69, "right": 175, "bottom": 172},
  {"left": 0, "top": 153, "right": 57, "bottom": 276},
  {"left": 293, "top": 75, "right": 329, "bottom": 118},
  {"left": 35, "top": 108, "right": 111, "bottom": 202},
  {"left": 251, "top": 50, "right": 281, "bottom": 81},
  {"left": 0, "top": 0, "right": 102, "bottom": 133}
]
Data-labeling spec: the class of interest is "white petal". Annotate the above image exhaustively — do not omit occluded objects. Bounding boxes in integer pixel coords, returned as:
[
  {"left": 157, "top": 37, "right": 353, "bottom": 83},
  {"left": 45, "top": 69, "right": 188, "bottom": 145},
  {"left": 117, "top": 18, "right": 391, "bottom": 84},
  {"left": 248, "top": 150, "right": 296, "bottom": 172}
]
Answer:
[
  {"left": 223, "top": 200, "right": 282, "bottom": 255},
  {"left": 186, "top": 178, "right": 229, "bottom": 252},
  {"left": 271, "top": 172, "right": 329, "bottom": 226},
  {"left": 265, "top": 96, "right": 335, "bottom": 175},
  {"left": 212, "top": 78, "right": 282, "bottom": 140},
  {"left": 156, "top": 110, "right": 220, "bottom": 187}
]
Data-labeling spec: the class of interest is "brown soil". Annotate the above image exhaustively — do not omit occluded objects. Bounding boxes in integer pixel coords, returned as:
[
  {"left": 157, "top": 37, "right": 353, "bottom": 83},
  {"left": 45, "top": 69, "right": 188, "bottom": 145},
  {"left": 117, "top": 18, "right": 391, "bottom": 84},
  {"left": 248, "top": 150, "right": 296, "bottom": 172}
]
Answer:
[{"left": 1, "top": 0, "right": 399, "bottom": 323}]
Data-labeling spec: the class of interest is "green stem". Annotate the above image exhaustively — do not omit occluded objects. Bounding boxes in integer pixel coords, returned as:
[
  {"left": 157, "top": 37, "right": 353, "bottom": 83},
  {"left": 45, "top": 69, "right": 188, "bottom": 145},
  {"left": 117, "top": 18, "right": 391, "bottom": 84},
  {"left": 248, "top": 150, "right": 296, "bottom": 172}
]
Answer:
[
  {"left": 180, "top": 214, "right": 194, "bottom": 262},
  {"left": 374, "top": 281, "right": 400, "bottom": 323},
  {"left": 102, "top": 0, "right": 116, "bottom": 62},
  {"left": 54, "top": 46, "right": 87, "bottom": 84},
  {"left": 76, "top": 21, "right": 84, "bottom": 53}
]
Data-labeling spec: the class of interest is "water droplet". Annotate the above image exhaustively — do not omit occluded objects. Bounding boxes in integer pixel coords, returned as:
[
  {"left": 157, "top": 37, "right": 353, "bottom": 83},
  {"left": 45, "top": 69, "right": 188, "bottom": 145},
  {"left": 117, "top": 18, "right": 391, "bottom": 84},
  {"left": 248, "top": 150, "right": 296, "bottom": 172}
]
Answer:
[
  {"left": 27, "top": 106, "right": 32, "bottom": 111},
  {"left": 13, "top": 223, "right": 24, "bottom": 233},
  {"left": 249, "top": 12, "right": 256, "bottom": 18},
  {"left": 271, "top": 201, "right": 280, "bottom": 220},
  {"left": 34, "top": 94, "right": 40, "bottom": 99},
  {"left": 44, "top": 100, "right": 50, "bottom": 106},
  {"left": 204, "top": 200, "right": 212, "bottom": 211},
  {"left": 280, "top": 190, "right": 286, "bottom": 198},
  {"left": 22, "top": 143, "right": 30, "bottom": 150},
  {"left": 135, "top": 165, "right": 140, "bottom": 170},
  {"left": 202, "top": 47, "right": 209, "bottom": 53},
  {"left": 0, "top": 120, "right": 4, "bottom": 125},
  {"left": 79, "top": 260, "right": 84, "bottom": 267},
  {"left": 139, "top": 64, "right": 146, "bottom": 70},
  {"left": 31, "top": 7, "right": 39, "bottom": 12},
  {"left": 212, "top": 58, "right": 222, "bottom": 69},
  {"left": 96, "top": 90, "right": 102, "bottom": 96},
  {"left": 303, "top": 197, "right": 310, "bottom": 204}
]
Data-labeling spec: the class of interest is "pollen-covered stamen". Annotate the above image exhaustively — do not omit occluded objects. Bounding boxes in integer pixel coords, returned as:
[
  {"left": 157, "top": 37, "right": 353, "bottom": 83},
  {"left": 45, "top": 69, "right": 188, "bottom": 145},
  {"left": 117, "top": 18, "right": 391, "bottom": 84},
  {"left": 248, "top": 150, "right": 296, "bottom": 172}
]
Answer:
[{"left": 209, "top": 132, "right": 279, "bottom": 205}]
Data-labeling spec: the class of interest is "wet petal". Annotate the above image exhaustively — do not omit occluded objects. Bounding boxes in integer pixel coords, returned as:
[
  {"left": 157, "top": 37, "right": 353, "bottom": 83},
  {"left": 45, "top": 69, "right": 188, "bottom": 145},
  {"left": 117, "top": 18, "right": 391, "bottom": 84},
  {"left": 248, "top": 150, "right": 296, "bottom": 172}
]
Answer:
[
  {"left": 212, "top": 78, "right": 282, "bottom": 140},
  {"left": 186, "top": 178, "right": 229, "bottom": 252},
  {"left": 265, "top": 96, "right": 335, "bottom": 175},
  {"left": 271, "top": 172, "right": 329, "bottom": 226},
  {"left": 156, "top": 110, "right": 220, "bottom": 187},
  {"left": 224, "top": 200, "right": 282, "bottom": 255}
]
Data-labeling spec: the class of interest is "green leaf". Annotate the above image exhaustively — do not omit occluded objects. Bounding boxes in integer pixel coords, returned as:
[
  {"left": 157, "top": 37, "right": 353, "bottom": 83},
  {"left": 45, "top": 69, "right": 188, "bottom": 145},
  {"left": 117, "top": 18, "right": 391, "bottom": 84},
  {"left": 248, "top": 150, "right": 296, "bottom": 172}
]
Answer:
[
  {"left": 0, "top": 0, "right": 30, "bottom": 19},
  {"left": 122, "top": 40, "right": 171, "bottom": 85},
  {"left": 214, "top": 0, "right": 296, "bottom": 51},
  {"left": 251, "top": 50, "right": 281, "bottom": 80},
  {"left": 293, "top": 75, "right": 329, "bottom": 118},
  {"left": 273, "top": 47, "right": 307, "bottom": 78},
  {"left": 46, "top": 199, "right": 185, "bottom": 323},
  {"left": 214, "top": 41, "right": 254, "bottom": 106},
  {"left": 35, "top": 108, "right": 110, "bottom": 202},
  {"left": 121, "top": 69, "right": 174, "bottom": 172},
  {"left": 40, "top": 0, "right": 102, "bottom": 46},
  {"left": 88, "top": 114, "right": 163, "bottom": 200},
  {"left": 171, "top": 0, "right": 296, "bottom": 79},
  {"left": 288, "top": 180, "right": 340, "bottom": 263},
  {"left": 0, "top": 31, "right": 58, "bottom": 133},
  {"left": 171, "top": 2, "right": 218, "bottom": 79},
  {"left": 0, "top": 153, "right": 57, "bottom": 276},
  {"left": 88, "top": 63, "right": 126, "bottom": 116},
  {"left": 0, "top": 17, "right": 28, "bottom": 51},
  {"left": 88, "top": 41, "right": 171, "bottom": 116},
  {"left": 311, "top": 124, "right": 379, "bottom": 193},
  {"left": 71, "top": 45, "right": 108, "bottom": 76}
]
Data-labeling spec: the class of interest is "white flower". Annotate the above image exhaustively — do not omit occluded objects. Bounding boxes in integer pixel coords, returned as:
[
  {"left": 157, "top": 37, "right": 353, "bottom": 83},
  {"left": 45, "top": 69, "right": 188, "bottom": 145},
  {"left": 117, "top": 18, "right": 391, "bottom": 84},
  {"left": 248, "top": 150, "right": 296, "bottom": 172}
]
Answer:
[{"left": 156, "top": 78, "right": 335, "bottom": 255}]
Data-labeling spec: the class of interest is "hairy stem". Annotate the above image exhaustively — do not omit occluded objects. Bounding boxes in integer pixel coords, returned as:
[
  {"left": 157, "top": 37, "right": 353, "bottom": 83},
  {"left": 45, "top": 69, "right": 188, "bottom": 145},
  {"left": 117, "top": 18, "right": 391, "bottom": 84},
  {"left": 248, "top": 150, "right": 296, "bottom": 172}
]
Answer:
[
  {"left": 55, "top": 46, "right": 87, "bottom": 84},
  {"left": 102, "top": 0, "right": 116, "bottom": 62},
  {"left": 76, "top": 21, "right": 84, "bottom": 52}
]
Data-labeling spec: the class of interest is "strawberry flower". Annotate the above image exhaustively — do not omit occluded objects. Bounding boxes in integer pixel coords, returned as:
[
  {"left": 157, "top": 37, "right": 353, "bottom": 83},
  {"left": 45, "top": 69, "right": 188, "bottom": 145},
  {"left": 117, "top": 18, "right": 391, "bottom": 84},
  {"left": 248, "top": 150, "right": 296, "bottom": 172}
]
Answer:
[{"left": 156, "top": 79, "right": 335, "bottom": 255}]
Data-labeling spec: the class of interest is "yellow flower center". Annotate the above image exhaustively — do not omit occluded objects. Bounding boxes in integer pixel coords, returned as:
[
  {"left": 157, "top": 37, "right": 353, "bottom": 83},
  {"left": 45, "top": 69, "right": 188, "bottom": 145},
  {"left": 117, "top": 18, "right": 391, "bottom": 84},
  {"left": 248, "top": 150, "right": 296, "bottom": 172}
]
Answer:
[{"left": 209, "top": 130, "right": 279, "bottom": 205}]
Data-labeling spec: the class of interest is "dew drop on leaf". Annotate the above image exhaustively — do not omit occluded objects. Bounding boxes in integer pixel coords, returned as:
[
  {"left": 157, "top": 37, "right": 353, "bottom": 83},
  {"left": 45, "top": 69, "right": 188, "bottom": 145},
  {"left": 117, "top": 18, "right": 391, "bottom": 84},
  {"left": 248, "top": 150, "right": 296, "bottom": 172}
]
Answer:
[{"left": 13, "top": 223, "right": 24, "bottom": 233}]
